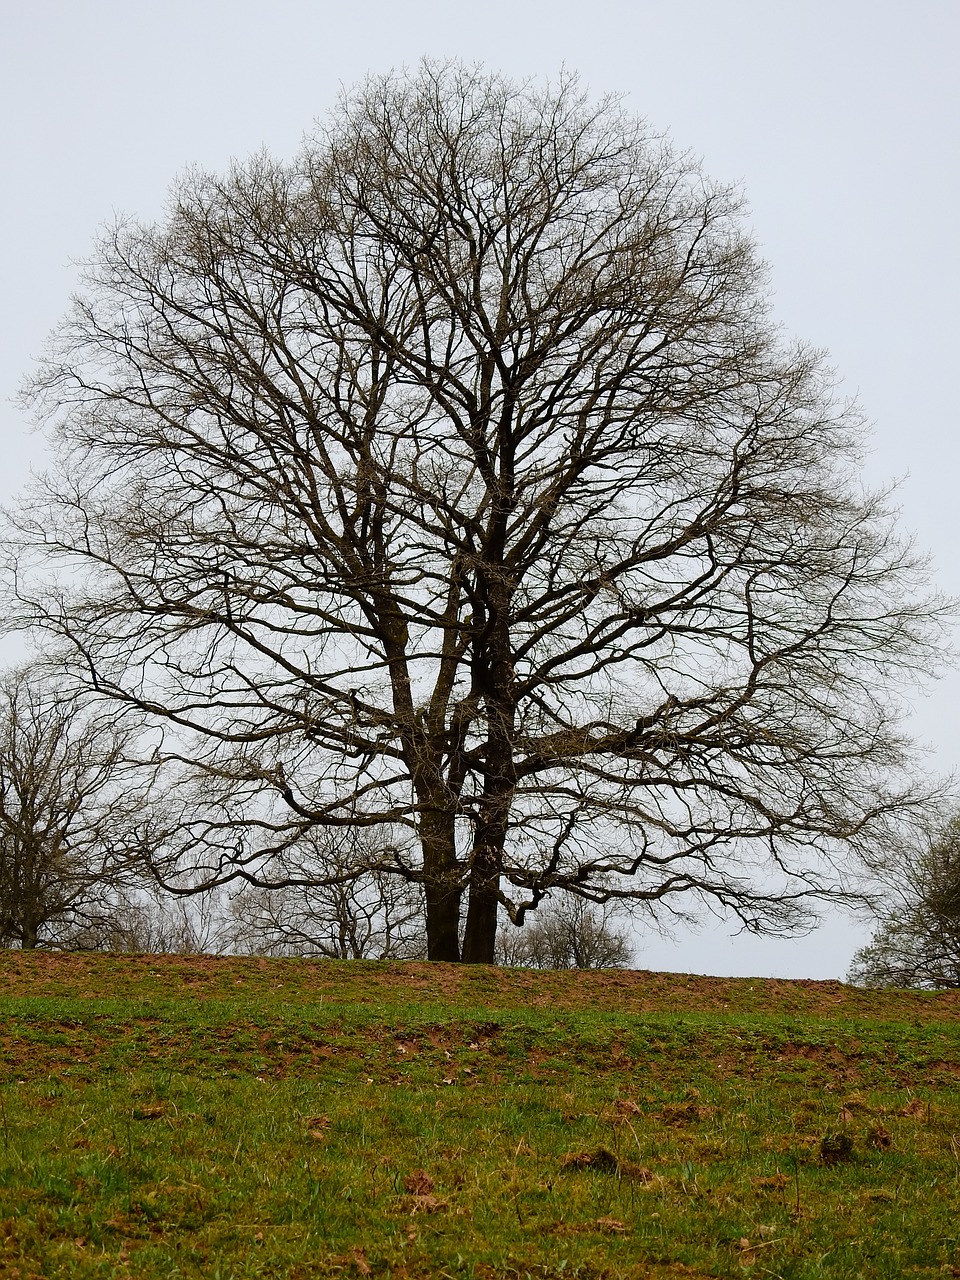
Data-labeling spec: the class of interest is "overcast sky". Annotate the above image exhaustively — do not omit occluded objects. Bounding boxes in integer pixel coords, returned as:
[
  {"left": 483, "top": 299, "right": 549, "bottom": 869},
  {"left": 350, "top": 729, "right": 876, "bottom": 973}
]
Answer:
[{"left": 1, "top": 0, "right": 957, "bottom": 978}]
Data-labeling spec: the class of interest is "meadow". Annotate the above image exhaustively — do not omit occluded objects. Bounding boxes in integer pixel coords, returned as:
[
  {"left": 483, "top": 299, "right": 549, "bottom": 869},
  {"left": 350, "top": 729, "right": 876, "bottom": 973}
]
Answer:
[{"left": 0, "top": 953, "right": 958, "bottom": 1278}]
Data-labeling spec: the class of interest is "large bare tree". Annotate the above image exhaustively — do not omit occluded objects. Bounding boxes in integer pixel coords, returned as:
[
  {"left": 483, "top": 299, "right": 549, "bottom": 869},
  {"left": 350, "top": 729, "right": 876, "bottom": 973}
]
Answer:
[{"left": 9, "top": 63, "right": 947, "bottom": 961}]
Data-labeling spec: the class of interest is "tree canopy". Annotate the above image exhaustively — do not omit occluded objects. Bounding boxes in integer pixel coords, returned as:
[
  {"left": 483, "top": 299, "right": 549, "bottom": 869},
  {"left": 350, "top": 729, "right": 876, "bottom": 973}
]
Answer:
[{"left": 9, "top": 62, "right": 947, "bottom": 961}]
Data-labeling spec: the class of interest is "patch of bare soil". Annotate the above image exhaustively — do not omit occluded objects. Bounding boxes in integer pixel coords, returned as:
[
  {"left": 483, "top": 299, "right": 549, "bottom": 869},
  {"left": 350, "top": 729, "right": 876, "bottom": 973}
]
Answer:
[{"left": 0, "top": 951, "right": 958, "bottom": 1020}]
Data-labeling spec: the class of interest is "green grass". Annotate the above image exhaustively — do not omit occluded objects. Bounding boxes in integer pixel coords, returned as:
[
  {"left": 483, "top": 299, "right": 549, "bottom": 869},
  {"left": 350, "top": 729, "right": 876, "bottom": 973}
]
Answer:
[{"left": 0, "top": 957, "right": 958, "bottom": 1278}]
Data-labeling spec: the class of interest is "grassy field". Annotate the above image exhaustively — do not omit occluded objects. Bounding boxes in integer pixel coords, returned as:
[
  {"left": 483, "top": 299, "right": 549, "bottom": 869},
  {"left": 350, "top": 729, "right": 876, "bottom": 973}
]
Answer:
[{"left": 0, "top": 955, "right": 958, "bottom": 1279}]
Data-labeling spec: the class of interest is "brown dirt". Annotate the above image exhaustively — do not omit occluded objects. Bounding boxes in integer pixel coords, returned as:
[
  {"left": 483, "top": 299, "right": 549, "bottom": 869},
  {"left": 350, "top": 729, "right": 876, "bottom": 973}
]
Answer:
[{"left": 1, "top": 951, "right": 958, "bottom": 1019}]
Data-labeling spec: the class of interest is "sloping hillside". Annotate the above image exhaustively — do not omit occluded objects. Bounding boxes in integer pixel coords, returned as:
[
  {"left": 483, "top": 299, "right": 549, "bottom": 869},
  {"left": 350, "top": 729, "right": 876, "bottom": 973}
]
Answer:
[{"left": 0, "top": 954, "right": 957, "bottom": 1278}]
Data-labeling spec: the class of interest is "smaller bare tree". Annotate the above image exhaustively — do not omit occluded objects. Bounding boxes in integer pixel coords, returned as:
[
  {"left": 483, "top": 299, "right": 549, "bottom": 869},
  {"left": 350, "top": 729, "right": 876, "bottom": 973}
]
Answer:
[
  {"left": 0, "top": 663, "right": 154, "bottom": 949},
  {"left": 226, "top": 829, "right": 426, "bottom": 960},
  {"left": 495, "top": 896, "right": 633, "bottom": 970},
  {"left": 69, "top": 885, "right": 231, "bottom": 954},
  {"left": 849, "top": 812, "right": 960, "bottom": 989}
]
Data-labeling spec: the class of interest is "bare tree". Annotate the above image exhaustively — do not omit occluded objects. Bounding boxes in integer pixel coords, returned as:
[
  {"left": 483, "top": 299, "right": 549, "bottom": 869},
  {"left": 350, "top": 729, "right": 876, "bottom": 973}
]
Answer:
[
  {"left": 68, "top": 884, "right": 231, "bottom": 954},
  {"left": 0, "top": 664, "right": 154, "bottom": 948},
  {"left": 227, "top": 829, "right": 426, "bottom": 959},
  {"left": 849, "top": 812, "right": 960, "bottom": 989},
  {"left": 495, "top": 896, "right": 632, "bottom": 969},
  {"left": 9, "top": 62, "right": 948, "bottom": 963}
]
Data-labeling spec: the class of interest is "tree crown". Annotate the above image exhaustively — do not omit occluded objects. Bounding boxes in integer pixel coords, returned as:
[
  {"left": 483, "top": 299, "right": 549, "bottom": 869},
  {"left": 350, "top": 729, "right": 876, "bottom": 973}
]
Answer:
[{"left": 10, "top": 62, "right": 951, "bottom": 961}]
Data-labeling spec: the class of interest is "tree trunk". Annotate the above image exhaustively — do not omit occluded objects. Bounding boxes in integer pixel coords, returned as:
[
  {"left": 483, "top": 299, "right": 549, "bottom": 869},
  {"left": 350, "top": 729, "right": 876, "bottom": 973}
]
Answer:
[
  {"left": 461, "top": 780, "right": 512, "bottom": 963},
  {"left": 461, "top": 848, "right": 500, "bottom": 963},
  {"left": 424, "top": 876, "right": 462, "bottom": 961},
  {"left": 419, "top": 810, "right": 462, "bottom": 961}
]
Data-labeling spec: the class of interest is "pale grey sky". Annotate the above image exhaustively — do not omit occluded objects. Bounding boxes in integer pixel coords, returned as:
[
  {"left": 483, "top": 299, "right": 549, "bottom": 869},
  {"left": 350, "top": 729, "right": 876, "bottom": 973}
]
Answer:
[{"left": 1, "top": 0, "right": 957, "bottom": 978}]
